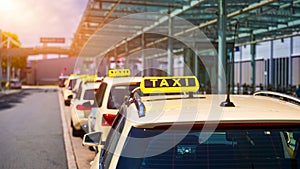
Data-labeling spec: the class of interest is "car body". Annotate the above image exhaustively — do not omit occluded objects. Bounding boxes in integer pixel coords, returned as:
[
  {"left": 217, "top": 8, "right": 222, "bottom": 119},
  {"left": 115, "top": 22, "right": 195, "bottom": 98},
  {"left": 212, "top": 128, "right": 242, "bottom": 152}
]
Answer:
[
  {"left": 84, "top": 76, "right": 300, "bottom": 169},
  {"left": 62, "top": 74, "right": 79, "bottom": 106},
  {"left": 62, "top": 74, "right": 99, "bottom": 106},
  {"left": 58, "top": 75, "right": 69, "bottom": 88},
  {"left": 9, "top": 78, "right": 22, "bottom": 89},
  {"left": 70, "top": 81, "right": 101, "bottom": 136},
  {"left": 88, "top": 76, "right": 142, "bottom": 145}
]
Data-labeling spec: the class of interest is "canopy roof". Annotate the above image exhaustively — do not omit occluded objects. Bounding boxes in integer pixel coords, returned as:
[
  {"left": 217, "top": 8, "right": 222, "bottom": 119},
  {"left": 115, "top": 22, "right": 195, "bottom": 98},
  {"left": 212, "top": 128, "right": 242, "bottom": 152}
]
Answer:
[{"left": 69, "top": 0, "right": 300, "bottom": 57}]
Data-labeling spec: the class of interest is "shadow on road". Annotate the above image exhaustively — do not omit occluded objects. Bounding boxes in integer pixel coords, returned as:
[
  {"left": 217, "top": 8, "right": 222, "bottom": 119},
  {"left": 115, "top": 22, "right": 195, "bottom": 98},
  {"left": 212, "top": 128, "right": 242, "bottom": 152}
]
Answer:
[{"left": 0, "top": 88, "right": 58, "bottom": 111}]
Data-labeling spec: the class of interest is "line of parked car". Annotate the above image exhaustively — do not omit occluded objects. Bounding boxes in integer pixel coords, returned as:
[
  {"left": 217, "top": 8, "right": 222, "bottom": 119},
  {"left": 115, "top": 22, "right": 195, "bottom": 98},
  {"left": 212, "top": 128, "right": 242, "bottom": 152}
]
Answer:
[{"left": 59, "top": 69, "right": 300, "bottom": 169}]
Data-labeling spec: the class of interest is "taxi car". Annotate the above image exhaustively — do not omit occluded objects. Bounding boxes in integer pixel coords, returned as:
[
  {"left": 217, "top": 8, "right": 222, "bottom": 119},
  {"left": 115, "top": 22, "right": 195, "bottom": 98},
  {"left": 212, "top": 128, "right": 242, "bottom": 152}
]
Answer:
[
  {"left": 70, "top": 80, "right": 101, "bottom": 137},
  {"left": 83, "top": 76, "right": 300, "bottom": 169},
  {"left": 62, "top": 74, "right": 98, "bottom": 106},
  {"left": 62, "top": 74, "right": 79, "bottom": 106},
  {"left": 87, "top": 69, "right": 142, "bottom": 146},
  {"left": 58, "top": 75, "right": 69, "bottom": 88}
]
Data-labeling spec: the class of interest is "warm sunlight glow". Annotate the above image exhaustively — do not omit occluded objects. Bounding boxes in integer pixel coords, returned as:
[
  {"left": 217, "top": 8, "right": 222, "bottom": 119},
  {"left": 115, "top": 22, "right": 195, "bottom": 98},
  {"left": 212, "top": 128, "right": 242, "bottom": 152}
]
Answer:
[{"left": 0, "top": 0, "right": 15, "bottom": 11}]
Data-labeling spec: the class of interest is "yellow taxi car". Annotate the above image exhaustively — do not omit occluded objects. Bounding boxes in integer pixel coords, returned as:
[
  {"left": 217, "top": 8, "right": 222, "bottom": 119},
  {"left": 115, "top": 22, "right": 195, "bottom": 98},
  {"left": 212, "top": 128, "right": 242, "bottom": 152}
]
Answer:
[
  {"left": 62, "top": 74, "right": 98, "bottom": 106},
  {"left": 84, "top": 76, "right": 300, "bottom": 169},
  {"left": 87, "top": 69, "right": 142, "bottom": 146},
  {"left": 70, "top": 80, "right": 101, "bottom": 137}
]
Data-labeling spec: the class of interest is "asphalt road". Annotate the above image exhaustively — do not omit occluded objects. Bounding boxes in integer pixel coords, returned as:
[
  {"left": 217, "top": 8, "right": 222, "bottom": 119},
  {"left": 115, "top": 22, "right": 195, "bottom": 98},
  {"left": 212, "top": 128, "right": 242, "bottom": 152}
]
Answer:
[{"left": 0, "top": 88, "right": 67, "bottom": 169}]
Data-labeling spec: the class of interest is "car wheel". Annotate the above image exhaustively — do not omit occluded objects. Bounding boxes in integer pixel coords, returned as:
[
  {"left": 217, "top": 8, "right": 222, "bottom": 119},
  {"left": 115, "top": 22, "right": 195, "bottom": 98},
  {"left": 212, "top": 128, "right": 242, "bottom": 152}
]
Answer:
[
  {"left": 64, "top": 100, "right": 70, "bottom": 106},
  {"left": 71, "top": 121, "right": 83, "bottom": 137},
  {"left": 88, "top": 146, "right": 95, "bottom": 152}
]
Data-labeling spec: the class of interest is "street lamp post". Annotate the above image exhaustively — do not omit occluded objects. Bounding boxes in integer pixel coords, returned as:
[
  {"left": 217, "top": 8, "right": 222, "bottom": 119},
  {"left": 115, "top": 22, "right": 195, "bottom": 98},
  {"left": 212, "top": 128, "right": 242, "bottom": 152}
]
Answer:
[
  {"left": 6, "top": 38, "right": 11, "bottom": 89},
  {"left": 0, "top": 29, "right": 2, "bottom": 91}
]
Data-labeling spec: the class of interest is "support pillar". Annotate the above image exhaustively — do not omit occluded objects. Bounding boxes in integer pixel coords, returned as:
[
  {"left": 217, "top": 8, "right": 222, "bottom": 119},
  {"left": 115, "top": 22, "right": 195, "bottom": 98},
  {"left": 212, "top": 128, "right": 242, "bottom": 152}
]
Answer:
[
  {"left": 167, "top": 15, "right": 174, "bottom": 76},
  {"left": 289, "top": 37, "right": 293, "bottom": 86},
  {"left": 217, "top": 0, "right": 226, "bottom": 94},
  {"left": 270, "top": 41, "right": 274, "bottom": 88},
  {"left": 184, "top": 48, "right": 194, "bottom": 76},
  {"left": 141, "top": 33, "right": 145, "bottom": 76},
  {"left": 230, "top": 48, "right": 235, "bottom": 93},
  {"left": 250, "top": 32, "right": 256, "bottom": 91},
  {"left": 239, "top": 46, "right": 243, "bottom": 85}
]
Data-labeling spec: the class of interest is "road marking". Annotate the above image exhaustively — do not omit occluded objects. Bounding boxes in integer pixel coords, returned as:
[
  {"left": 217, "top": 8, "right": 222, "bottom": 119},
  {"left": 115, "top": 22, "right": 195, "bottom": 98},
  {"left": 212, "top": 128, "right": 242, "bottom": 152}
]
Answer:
[{"left": 58, "top": 90, "right": 78, "bottom": 169}]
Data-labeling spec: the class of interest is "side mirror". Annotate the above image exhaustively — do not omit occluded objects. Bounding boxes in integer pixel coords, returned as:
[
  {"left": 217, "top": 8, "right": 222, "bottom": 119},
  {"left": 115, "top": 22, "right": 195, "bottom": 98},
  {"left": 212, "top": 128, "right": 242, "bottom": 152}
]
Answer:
[
  {"left": 82, "top": 132, "right": 101, "bottom": 147},
  {"left": 133, "top": 92, "right": 145, "bottom": 118}
]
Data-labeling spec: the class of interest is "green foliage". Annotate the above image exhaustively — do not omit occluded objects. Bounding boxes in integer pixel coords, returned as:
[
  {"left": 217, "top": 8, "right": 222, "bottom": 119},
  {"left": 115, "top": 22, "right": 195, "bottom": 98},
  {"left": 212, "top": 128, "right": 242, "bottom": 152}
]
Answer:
[{"left": 1, "top": 31, "right": 27, "bottom": 69}]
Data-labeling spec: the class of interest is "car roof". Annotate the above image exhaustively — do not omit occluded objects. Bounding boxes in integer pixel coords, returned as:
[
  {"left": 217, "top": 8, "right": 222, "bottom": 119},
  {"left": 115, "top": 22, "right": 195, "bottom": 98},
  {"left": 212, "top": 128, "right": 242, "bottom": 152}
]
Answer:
[
  {"left": 102, "top": 76, "right": 142, "bottom": 85},
  {"left": 82, "top": 82, "right": 101, "bottom": 90},
  {"left": 125, "top": 94, "right": 300, "bottom": 128}
]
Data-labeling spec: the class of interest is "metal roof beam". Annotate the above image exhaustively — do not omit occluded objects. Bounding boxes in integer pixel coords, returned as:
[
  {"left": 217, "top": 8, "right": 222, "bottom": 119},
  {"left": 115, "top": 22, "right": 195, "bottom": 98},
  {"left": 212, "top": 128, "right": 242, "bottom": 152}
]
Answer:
[
  {"left": 236, "top": 32, "right": 300, "bottom": 46},
  {"left": 93, "top": 0, "right": 184, "bottom": 8},
  {"left": 229, "top": 19, "right": 300, "bottom": 43},
  {"left": 175, "top": 0, "right": 277, "bottom": 35},
  {"left": 99, "top": 0, "right": 207, "bottom": 57},
  {"left": 95, "top": 0, "right": 122, "bottom": 31}
]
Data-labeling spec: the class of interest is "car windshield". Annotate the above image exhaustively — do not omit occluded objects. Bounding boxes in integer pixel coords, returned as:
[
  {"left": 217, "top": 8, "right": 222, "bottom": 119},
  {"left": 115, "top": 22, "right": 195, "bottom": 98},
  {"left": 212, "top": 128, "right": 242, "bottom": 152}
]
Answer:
[
  {"left": 107, "top": 84, "right": 140, "bottom": 109},
  {"left": 116, "top": 125, "right": 300, "bottom": 169}
]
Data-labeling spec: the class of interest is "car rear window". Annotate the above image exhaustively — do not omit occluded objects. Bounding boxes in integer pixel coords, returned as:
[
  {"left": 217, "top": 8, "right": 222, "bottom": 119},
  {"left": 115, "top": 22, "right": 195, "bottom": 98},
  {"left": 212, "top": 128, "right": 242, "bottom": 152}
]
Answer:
[
  {"left": 116, "top": 125, "right": 300, "bottom": 169},
  {"left": 107, "top": 84, "right": 140, "bottom": 109},
  {"left": 83, "top": 89, "right": 96, "bottom": 100}
]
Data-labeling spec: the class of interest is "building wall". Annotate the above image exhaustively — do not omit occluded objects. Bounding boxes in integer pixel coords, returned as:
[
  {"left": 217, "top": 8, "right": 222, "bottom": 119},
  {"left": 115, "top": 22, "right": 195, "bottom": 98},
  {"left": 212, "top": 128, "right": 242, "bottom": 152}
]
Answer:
[
  {"left": 27, "top": 57, "right": 77, "bottom": 85},
  {"left": 256, "top": 59, "right": 264, "bottom": 85},
  {"left": 234, "top": 56, "right": 300, "bottom": 87},
  {"left": 293, "top": 56, "right": 300, "bottom": 86}
]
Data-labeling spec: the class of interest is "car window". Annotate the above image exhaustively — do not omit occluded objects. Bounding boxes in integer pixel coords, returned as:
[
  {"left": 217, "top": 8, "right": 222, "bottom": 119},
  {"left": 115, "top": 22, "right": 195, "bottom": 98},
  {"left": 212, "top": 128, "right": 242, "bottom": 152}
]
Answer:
[
  {"left": 83, "top": 89, "right": 96, "bottom": 100},
  {"left": 107, "top": 84, "right": 140, "bottom": 109},
  {"left": 117, "top": 125, "right": 300, "bottom": 169},
  {"left": 68, "top": 79, "right": 76, "bottom": 90},
  {"left": 75, "top": 82, "right": 83, "bottom": 100}
]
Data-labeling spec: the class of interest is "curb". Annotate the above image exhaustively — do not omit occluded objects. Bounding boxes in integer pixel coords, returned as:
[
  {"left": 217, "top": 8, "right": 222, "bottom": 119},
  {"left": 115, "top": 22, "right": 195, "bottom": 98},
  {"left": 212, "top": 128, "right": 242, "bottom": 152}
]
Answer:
[
  {"left": 58, "top": 91, "right": 78, "bottom": 169},
  {"left": 0, "top": 89, "right": 22, "bottom": 98}
]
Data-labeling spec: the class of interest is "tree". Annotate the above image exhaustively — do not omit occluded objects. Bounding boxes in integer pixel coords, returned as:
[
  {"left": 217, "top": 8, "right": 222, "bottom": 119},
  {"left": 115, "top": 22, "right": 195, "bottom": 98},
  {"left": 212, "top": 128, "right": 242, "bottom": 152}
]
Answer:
[{"left": 1, "top": 31, "right": 27, "bottom": 78}]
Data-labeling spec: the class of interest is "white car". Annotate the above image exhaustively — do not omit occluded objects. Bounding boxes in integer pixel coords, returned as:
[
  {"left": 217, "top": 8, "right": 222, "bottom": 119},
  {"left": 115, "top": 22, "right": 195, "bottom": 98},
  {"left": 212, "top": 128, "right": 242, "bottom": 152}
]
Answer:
[
  {"left": 62, "top": 74, "right": 100, "bottom": 106},
  {"left": 88, "top": 75, "right": 142, "bottom": 145},
  {"left": 62, "top": 75, "right": 79, "bottom": 106},
  {"left": 84, "top": 76, "right": 300, "bottom": 169},
  {"left": 70, "top": 81, "right": 101, "bottom": 137}
]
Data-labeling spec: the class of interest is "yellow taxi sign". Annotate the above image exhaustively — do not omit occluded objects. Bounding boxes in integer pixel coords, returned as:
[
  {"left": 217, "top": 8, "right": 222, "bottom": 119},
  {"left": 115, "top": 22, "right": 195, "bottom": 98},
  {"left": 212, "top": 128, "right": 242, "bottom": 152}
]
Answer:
[
  {"left": 83, "top": 74, "right": 97, "bottom": 82},
  {"left": 140, "top": 76, "right": 199, "bottom": 93},
  {"left": 108, "top": 69, "right": 131, "bottom": 77}
]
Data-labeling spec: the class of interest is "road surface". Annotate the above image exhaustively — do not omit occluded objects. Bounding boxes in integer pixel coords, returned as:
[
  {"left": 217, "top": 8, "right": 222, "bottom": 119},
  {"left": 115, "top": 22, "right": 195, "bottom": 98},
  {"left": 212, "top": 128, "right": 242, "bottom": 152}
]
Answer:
[{"left": 0, "top": 88, "right": 67, "bottom": 169}]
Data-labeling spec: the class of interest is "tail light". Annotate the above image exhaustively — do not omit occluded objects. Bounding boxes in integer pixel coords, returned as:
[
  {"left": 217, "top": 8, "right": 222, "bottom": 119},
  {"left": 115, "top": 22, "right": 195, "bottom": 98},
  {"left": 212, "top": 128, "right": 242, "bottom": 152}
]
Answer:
[
  {"left": 76, "top": 104, "right": 92, "bottom": 111},
  {"left": 102, "top": 114, "right": 116, "bottom": 126}
]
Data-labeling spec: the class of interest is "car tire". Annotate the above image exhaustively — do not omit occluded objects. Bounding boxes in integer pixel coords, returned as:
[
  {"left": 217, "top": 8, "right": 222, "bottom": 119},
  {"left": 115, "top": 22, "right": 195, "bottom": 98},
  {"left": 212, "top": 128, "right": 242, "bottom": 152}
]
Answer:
[
  {"left": 88, "top": 146, "right": 95, "bottom": 152},
  {"left": 64, "top": 100, "right": 70, "bottom": 106},
  {"left": 71, "top": 121, "right": 83, "bottom": 137}
]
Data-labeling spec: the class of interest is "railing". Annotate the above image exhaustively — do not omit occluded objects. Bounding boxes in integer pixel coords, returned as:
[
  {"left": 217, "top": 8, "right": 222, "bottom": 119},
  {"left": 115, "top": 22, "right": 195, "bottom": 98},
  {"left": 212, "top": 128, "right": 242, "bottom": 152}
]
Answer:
[{"left": 253, "top": 91, "right": 300, "bottom": 106}]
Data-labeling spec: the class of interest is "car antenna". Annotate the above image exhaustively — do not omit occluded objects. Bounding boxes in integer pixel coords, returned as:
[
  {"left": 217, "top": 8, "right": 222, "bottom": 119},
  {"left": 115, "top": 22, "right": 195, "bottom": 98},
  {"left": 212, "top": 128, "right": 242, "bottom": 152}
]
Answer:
[
  {"left": 220, "top": 21, "right": 238, "bottom": 107},
  {"left": 220, "top": 84, "right": 235, "bottom": 107}
]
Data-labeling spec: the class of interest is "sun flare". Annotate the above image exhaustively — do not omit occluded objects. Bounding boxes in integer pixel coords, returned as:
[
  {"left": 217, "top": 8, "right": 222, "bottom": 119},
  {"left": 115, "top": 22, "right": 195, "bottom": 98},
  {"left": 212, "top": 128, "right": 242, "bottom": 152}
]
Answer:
[{"left": 0, "top": 0, "right": 15, "bottom": 11}]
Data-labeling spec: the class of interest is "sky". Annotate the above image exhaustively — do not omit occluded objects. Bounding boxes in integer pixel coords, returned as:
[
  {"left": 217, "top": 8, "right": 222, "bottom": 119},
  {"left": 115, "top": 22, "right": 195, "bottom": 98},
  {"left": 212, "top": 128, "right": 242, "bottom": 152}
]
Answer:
[{"left": 0, "top": 0, "right": 88, "bottom": 47}]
